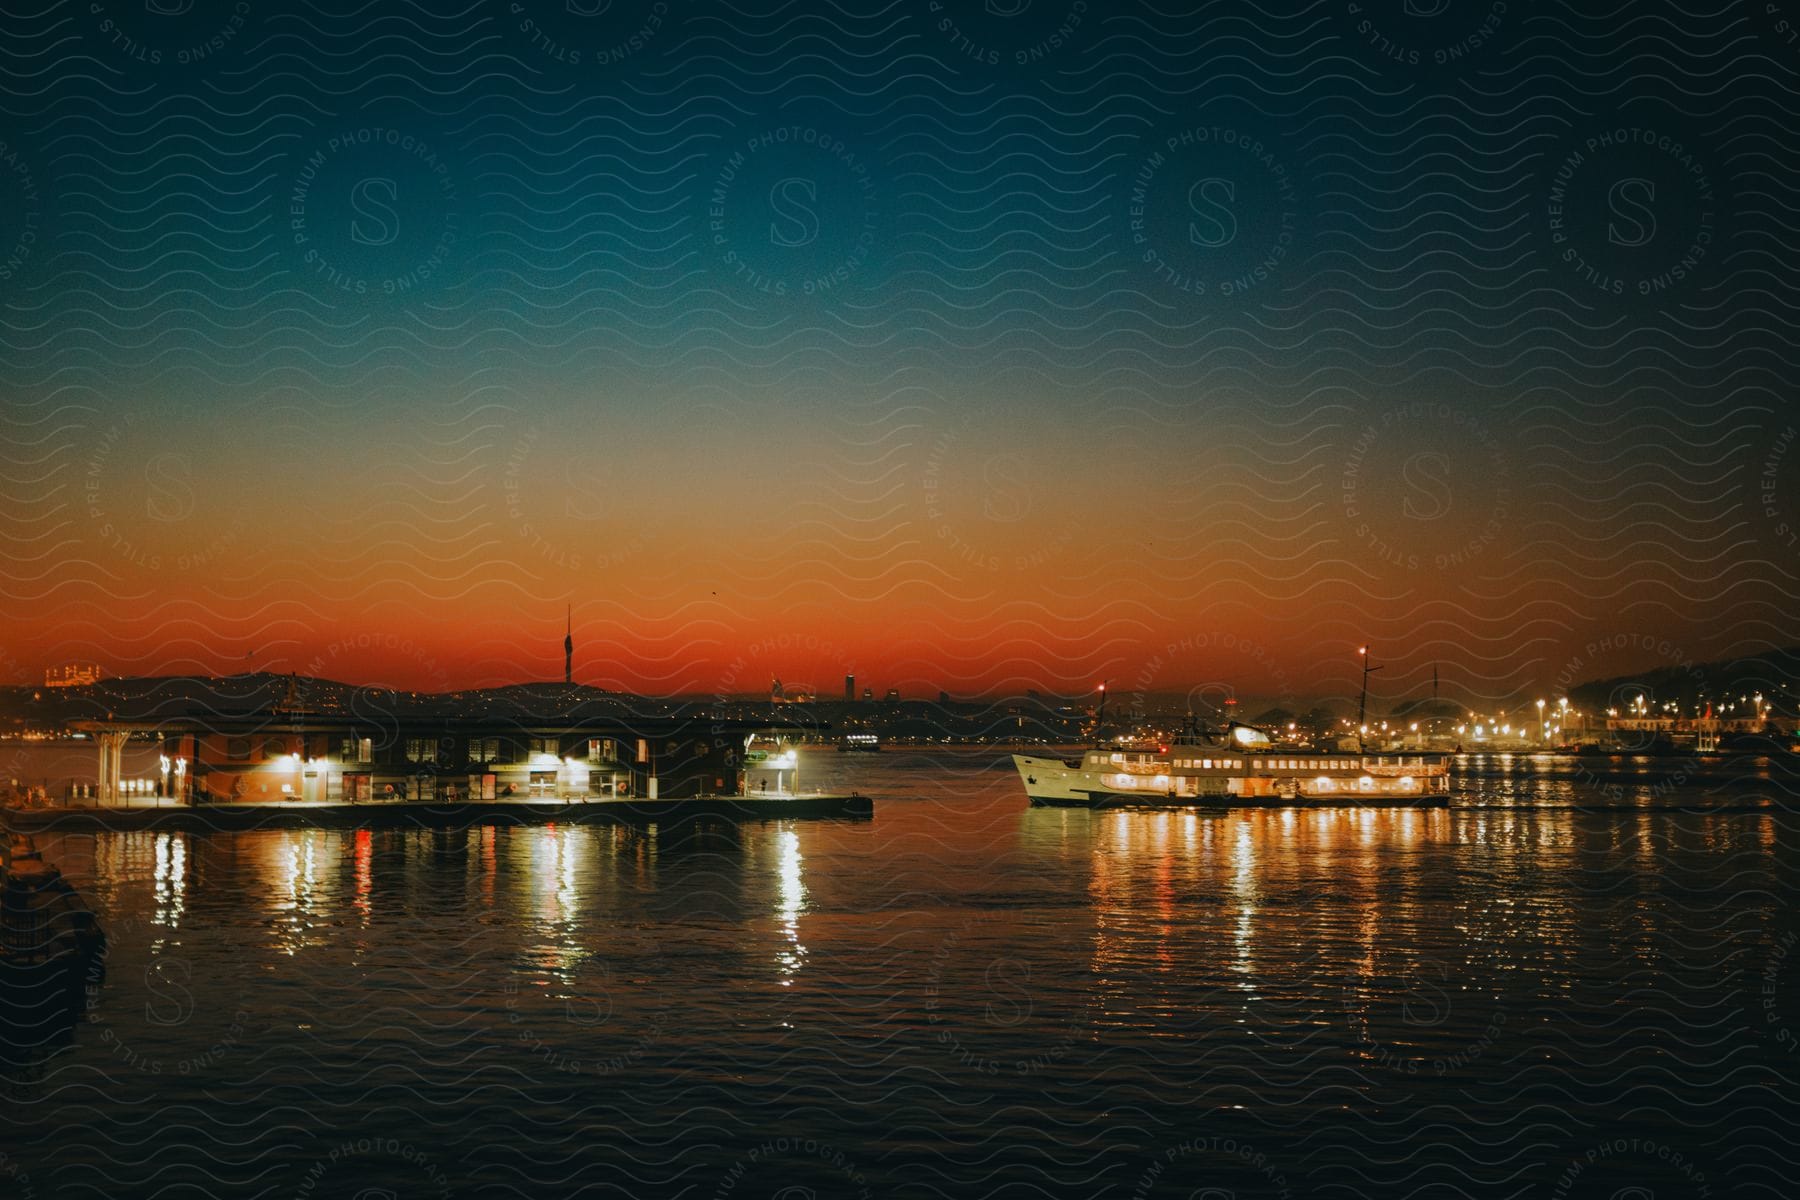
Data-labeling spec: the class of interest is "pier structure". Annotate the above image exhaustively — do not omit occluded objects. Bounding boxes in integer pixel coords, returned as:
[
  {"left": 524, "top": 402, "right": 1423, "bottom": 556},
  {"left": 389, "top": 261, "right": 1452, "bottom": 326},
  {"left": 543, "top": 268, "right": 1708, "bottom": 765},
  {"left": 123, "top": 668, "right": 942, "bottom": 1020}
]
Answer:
[
  {"left": 65, "top": 704, "right": 761, "bottom": 810},
  {"left": 93, "top": 730, "right": 131, "bottom": 805}
]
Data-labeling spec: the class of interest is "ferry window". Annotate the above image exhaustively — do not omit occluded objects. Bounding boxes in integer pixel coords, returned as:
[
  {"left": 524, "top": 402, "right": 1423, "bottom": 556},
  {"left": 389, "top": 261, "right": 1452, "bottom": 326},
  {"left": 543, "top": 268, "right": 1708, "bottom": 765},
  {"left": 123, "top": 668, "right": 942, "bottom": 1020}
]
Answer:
[
  {"left": 262, "top": 736, "right": 287, "bottom": 760},
  {"left": 470, "top": 737, "right": 500, "bottom": 764},
  {"left": 530, "top": 736, "right": 557, "bottom": 756},
  {"left": 405, "top": 737, "right": 437, "bottom": 763},
  {"left": 339, "top": 737, "right": 373, "bottom": 762},
  {"left": 228, "top": 736, "right": 249, "bottom": 760}
]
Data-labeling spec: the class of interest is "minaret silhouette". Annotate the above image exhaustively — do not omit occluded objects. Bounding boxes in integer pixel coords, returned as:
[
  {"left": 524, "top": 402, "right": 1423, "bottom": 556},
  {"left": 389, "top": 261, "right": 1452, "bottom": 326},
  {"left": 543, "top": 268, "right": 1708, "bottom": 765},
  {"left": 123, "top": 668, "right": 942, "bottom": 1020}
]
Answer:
[{"left": 564, "top": 604, "right": 573, "bottom": 685}]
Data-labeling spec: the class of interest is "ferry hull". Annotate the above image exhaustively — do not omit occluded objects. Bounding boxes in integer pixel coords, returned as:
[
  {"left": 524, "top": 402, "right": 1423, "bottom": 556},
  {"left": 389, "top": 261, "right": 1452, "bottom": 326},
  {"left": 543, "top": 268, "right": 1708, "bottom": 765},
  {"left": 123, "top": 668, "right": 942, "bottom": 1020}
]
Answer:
[
  {"left": 1012, "top": 754, "right": 1449, "bottom": 810},
  {"left": 1013, "top": 755, "right": 1094, "bottom": 805},
  {"left": 1038, "top": 791, "right": 1449, "bottom": 811}
]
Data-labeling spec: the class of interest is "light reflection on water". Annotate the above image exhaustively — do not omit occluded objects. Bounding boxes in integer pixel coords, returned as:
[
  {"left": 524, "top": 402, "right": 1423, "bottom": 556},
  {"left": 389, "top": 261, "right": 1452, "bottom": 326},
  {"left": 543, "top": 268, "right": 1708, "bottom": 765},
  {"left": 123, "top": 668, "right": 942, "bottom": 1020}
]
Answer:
[{"left": 3, "top": 749, "right": 1796, "bottom": 1198}]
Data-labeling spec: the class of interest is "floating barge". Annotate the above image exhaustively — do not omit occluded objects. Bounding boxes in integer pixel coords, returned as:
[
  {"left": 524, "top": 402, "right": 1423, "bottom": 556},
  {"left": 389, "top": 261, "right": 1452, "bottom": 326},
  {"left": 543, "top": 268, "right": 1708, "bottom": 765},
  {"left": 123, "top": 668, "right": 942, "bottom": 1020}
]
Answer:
[{"left": 0, "top": 792, "right": 874, "bottom": 834}]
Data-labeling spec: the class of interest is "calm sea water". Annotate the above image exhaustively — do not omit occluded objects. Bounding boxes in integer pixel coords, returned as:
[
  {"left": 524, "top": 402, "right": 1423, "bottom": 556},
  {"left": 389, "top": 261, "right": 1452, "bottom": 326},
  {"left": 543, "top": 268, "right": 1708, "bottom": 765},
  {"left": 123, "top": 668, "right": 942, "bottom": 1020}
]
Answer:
[{"left": 5, "top": 749, "right": 1799, "bottom": 1200}]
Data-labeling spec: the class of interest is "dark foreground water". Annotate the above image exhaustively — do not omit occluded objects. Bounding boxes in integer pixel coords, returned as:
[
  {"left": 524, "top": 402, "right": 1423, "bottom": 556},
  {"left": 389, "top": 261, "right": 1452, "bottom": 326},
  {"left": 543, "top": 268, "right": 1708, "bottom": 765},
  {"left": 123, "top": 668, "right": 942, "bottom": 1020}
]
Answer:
[{"left": 5, "top": 750, "right": 1799, "bottom": 1200}]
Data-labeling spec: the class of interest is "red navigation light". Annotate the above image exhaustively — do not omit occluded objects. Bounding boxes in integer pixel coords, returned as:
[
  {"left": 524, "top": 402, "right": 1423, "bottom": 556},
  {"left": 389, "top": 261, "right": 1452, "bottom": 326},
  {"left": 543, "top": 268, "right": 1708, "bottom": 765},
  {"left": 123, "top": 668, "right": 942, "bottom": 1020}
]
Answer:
[{"left": 1159, "top": 745, "right": 1168, "bottom": 754}]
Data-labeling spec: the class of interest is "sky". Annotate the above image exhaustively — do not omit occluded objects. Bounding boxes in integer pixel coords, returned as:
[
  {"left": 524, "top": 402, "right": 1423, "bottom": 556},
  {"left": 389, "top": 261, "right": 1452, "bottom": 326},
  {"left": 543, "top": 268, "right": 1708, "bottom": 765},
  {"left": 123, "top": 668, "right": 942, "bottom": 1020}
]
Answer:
[{"left": 2, "top": 0, "right": 1797, "bottom": 707}]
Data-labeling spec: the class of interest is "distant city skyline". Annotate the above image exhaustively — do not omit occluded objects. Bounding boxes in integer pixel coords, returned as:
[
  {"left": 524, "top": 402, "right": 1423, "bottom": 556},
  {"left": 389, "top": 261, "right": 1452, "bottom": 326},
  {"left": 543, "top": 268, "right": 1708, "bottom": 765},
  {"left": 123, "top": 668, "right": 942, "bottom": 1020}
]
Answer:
[{"left": 16, "top": 635, "right": 1796, "bottom": 719}]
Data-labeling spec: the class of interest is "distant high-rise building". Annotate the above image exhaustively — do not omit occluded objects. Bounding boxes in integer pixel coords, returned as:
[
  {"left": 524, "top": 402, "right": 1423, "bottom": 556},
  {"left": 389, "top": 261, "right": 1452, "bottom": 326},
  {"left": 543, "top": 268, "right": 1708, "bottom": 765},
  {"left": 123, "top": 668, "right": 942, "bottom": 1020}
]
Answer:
[
  {"left": 564, "top": 605, "right": 573, "bottom": 684},
  {"left": 845, "top": 674, "right": 855, "bottom": 702},
  {"left": 884, "top": 688, "right": 900, "bottom": 702},
  {"left": 939, "top": 690, "right": 949, "bottom": 704},
  {"left": 862, "top": 687, "right": 873, "bottom": 702}
]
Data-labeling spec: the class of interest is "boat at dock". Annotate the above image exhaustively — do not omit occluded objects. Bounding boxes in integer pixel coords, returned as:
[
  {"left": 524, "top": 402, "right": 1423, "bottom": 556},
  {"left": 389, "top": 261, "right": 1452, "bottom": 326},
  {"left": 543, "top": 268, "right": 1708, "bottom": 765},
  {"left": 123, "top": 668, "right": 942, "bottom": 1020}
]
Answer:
[
  {"left": 1013, "top": 720, "right": 1450, "bottom": 809},
  {"left": 837, "top": 733, "right": 880, "bottom": 752},
  {"left": 2, "top": 832, "right": 106, "bottom": 1011}
]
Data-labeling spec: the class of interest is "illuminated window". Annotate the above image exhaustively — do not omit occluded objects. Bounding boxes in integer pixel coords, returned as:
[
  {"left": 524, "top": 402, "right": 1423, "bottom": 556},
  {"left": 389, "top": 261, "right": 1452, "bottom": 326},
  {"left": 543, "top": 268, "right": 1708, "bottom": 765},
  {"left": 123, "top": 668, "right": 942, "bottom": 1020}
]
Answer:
[
  {"left": 469, "top": 737, "right": 500, "bottom": 764},
  {"left": 530, "top": 736, "right": 557, "bottom": 756},
  {"left": 590, "top": 738, "right": 617, "bottom": 762},
  {"left": 405, "top": 738, "right": 437, "bottom": 763},
  {"left": 261, "top": 736, "right": 288, "bottom": 761},
  {"left": 339, "top": 737, "right": 373, "bottom": 762}
]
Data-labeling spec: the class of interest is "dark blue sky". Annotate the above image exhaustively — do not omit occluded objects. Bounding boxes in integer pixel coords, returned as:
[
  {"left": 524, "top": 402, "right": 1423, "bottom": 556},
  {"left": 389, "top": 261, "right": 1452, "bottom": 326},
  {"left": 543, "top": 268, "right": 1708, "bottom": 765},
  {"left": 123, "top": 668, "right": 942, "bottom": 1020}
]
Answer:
[{"left": 2, "top": 0, "right": 1796, "bottom": 701}]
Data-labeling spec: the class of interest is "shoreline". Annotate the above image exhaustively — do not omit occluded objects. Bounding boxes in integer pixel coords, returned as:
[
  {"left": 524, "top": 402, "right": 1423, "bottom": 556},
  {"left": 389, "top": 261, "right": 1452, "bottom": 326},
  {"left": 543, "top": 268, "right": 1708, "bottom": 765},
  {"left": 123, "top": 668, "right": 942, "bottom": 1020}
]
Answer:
[{"left": 1, "top": 793, "right": 874, "bottom": 832}]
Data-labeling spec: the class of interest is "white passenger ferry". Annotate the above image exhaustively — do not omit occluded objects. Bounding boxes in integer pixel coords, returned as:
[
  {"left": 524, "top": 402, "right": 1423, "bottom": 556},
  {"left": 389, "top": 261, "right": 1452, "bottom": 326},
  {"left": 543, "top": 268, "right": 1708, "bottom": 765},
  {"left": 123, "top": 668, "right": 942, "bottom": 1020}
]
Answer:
[{"left": 1013, "top": 721, "right": 1449, "bottom": 809}]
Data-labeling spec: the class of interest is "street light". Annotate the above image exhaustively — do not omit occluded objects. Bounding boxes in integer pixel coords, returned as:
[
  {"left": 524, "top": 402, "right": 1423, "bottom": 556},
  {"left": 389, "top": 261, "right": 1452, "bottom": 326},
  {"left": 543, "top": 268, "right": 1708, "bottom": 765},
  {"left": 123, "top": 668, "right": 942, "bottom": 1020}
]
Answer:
[{"left": 1357, "top": 646, "right": 1382, "bottom": 745}]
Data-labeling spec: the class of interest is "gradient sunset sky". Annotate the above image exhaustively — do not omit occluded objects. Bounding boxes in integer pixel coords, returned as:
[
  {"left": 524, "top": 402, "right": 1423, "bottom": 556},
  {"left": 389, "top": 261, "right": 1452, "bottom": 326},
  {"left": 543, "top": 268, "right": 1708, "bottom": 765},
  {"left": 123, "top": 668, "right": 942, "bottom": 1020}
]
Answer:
[{"left": 2, "top": 1, "right": 1796, "bottom": 705}]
